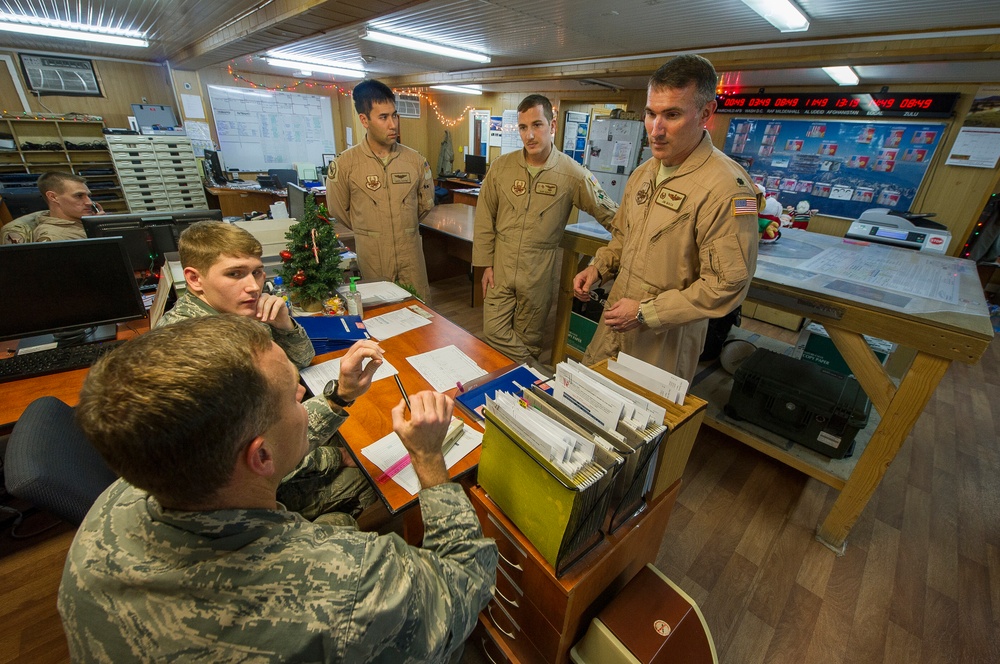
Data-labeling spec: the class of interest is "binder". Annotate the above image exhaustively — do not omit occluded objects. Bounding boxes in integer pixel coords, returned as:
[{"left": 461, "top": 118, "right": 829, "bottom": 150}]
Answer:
[
  {"left": 478, "top": 408, "right": 618, "bottom": 576},
  {"left": 455, "top": 364, "right": 548, "bottom": 420},
  {"left": 293, "top": 315, "right": 368, "bottom": 354}
]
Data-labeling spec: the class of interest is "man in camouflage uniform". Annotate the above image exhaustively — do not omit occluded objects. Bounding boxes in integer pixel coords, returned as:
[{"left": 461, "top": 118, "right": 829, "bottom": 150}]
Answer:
[
  {"left": 473, "top": 94, "right": 617, "bottom": 363},
  {"left": 59, "top": 315, "right": 498, "bottom": 662},
  {"left": 158, "top": 221, "right": 376, "bottom": 521},
  {"left": 1, "top": 172, "right": 103, "bottom": 244},
  {"left": 326, "top": 79, "right": 435, "bottom": 302},
  {"left": 574, "top": 55, "right": 759, "bottom": 382}
]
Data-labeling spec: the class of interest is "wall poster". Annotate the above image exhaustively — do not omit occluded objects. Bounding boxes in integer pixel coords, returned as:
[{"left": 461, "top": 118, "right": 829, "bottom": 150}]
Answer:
[{"left": 723, "top": 118, "right": 946, "bottom": 220}]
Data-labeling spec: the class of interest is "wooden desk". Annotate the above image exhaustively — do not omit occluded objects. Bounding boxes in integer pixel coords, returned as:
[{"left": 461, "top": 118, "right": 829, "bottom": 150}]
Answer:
[
  {"left": 551, "top": 227, "right": 994, "bottom": 552},
  {"left": 205, "top": 185, "right": 327, "bottom": 218},
  {"left": 420, "top": 203, "right": 484, "bottom": 307},
  {"left": 0, "top": 320, "right": 150, "bottom": 431},
  {"left": 328, "top": 298, "right": 512, "bottom": 514}
]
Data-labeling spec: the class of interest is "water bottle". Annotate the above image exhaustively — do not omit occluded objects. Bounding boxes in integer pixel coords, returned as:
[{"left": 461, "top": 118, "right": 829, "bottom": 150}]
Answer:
[{"left": 271, "top": 276, "right": 290, "bottom": 309}]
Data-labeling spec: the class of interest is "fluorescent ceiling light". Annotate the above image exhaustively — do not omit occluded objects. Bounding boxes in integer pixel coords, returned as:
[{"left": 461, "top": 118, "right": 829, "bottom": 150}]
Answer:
[
  {"left": 265, "top": 56, "right": 365, "bottom": 79},
  {"left": 823, "top": 66, "right": 860, "bottom": 86},
  {"left": 430, "top": 85, "right": 483, "bottom": 95},
  {"left": 740, "top": 0, "right": 810, "bottom": 33},
  {"left": 0, "top": 12, "right": 148, "bottom": 47},
  {"left": 361, "top": 29, "right": 491, "bottom": 63}
]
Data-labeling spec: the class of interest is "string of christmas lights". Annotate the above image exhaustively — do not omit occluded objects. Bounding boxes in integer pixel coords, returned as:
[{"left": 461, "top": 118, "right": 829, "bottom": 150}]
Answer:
[{"left": 225, "top": 65, "right": 475, "bottom": 127}]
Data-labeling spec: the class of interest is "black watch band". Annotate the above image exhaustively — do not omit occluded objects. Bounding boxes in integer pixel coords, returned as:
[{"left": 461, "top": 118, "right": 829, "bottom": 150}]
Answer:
[{"left": 323, "top": 379, "right": 355, "bottom": 408}]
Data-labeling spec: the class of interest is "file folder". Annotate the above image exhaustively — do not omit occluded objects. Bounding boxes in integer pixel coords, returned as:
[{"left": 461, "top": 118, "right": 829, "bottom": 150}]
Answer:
[
  {"left": 478, "top": 409, "right": 617, "bottom": 576},
  {"left": 293, "top": 315, "right": 367, "bottom": 354}
]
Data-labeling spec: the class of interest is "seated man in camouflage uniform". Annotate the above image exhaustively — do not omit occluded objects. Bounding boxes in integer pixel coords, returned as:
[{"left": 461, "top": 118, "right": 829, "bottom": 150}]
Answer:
[
  {"left": 59, "top": 315, "right": 498, "bottom": 662},
  {"left": 158, "top": 221, "right": 375, "bottom": 521},
  {"left": 1, "top": 172, "right": 103, "bottom": 244}
]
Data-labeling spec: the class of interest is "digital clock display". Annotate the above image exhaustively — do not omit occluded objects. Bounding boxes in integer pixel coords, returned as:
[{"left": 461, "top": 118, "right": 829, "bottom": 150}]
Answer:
[{"left": 715, "top": 93, "right": 958, "bottom": 118}]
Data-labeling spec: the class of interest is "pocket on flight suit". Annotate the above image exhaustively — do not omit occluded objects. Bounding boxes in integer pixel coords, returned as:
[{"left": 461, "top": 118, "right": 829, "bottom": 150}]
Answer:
[
  {"left": 643, "top": 212, "right": 691, "bottom": 291},
  {"left": 705, "top": 233, "right": 750, "bottom": 287}
]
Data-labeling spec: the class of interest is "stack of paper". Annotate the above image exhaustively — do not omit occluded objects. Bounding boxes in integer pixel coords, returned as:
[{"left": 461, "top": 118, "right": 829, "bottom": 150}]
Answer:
[
  {"left": 363, "top": 307, "right": 432, "bottom": 340},
  {"left": 606, "top": 352, "right": 689, "bottom": 405},
  {"left": 336, "top": 280, "right": 413, "bottom": 306}
]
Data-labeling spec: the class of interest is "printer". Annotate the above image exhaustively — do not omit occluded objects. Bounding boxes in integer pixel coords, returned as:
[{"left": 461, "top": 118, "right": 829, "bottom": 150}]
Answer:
[{"left": 846, "top": 208, "right": 951, "bottom": 253}]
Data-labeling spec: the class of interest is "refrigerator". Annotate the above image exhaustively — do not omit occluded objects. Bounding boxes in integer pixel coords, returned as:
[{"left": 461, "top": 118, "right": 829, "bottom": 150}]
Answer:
[{"left": 577, "top": 118, "right": 645, "bottom": 225}]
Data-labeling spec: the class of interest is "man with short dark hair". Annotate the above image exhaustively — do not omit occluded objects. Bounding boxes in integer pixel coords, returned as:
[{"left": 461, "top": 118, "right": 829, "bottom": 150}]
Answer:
[
  {"left": 1, "top": 171, "right": 103, "bottom": 244},
  {"left": 58, "top": 315, "right": 498, "bottom": 662},
  {"left": 472, "top": 94, "right": 617, "bottom": 362},
  {"left": 159, "top": 220, "right": 377, "bottom": 521},
  {"left": 573, "top": 54, "right": 759, "bottom": 382},
  {"left": 325, "top": 79, "right": 435, "bottom": 301}
]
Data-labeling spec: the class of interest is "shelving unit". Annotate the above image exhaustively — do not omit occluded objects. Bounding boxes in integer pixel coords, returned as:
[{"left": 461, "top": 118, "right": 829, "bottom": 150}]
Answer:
[
  {"left": 0, "top": 116, "right": 127, "bottom": 213},
  {"left": 106, "top": 135, "right": 207, "bottom": 213}
]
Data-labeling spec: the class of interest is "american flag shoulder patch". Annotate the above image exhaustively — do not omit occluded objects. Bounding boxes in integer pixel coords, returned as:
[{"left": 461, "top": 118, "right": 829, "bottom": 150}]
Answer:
[{"left": 732, "top": 197, "right": 758, "bottom": 216}]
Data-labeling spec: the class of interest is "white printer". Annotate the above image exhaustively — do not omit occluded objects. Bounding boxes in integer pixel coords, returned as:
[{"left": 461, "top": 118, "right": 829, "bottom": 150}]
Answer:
[{"left": 846, "top": 208, "right": 951, "bottom": 253}]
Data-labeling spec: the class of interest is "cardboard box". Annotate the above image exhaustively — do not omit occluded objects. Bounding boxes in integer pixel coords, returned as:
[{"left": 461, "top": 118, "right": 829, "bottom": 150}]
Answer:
[
  {"left": 743, "top": 302, "right": 803, "bottom": 331},
  {"left": 568, "top": 311, "right": 598, "bottom": 352},
  {"left": 795, "top": 322, "right": 895, "bottom": 378}
]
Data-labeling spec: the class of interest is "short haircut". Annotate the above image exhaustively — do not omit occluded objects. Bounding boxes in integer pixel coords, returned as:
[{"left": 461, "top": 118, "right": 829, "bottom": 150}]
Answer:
[
  {"left": 178, "top": 221, "right": 262, "bottom": 272},
  {"left": 353, "top": 79, "right": 396, "bottom": 117},
  {"left": 648, "top": 54, "right": 719, "bottom": 108},
  {"left": 76, "top": 315, "right": 280, "bottom": 506},
  {"left": 37, "top": 172, "right": 87, "bottom": 197},
  {"left": 517, "top": 94, "right": 554, "bottom": 123}
]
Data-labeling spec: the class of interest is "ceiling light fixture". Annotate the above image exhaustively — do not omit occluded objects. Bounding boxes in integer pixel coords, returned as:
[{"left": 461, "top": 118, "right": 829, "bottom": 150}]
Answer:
[
  {"left": 822, "top": 66, "right": 860, "bottom": 86},
  {"left": 430, "top": 85, "right": 483, "bottom": 95},
  {"left": 264, "top": 54, "right": 365, "bottom": 79},
  {"left": 0, "top": 12, "right": 148, "bottom": 47},
  {"left": 739, "top": 0, "right": 810, "bottom": 33},
  {"left": 361, "top": 29, "right": 491, "bottom": 64},
  {"left": 580, "top": 78, "right": 623, "bottom": 92}
]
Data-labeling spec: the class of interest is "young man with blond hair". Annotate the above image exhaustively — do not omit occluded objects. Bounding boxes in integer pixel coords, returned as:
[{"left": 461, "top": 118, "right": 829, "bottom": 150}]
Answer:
[
  {"left": 59, "top": 315, "right": 497, "bottom": 661},
  {"left": 159, "top": 221, "right": 377, "bottom": 521}
]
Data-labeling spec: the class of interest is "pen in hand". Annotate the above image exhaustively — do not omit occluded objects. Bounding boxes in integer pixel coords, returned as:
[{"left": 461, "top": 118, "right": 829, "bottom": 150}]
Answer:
[{"left": 393, "top": 374, "right": 411, "bottom": 411}]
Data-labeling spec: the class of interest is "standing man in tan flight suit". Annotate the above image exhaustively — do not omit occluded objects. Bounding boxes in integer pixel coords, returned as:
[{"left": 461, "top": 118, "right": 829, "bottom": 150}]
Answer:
[
  {"left": 473, "top": 94, "right": 618, "bottom": 363},
  {"left": 326, "top": 79, "right": 435, "bottom": 302},
  {"left": 573, "top": 55, "right": 759, "bottom": 382}
]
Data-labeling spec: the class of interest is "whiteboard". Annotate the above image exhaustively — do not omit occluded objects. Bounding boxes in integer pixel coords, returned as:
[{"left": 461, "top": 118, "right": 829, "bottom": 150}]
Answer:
[{"left": 207, "top": 85, "right": 337, "bottom": 172}]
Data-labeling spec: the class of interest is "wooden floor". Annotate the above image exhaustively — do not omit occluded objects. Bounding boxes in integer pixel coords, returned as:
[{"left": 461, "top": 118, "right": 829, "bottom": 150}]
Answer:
[{"left": 2, "top": 272, "right": 998, "bottom": 663}]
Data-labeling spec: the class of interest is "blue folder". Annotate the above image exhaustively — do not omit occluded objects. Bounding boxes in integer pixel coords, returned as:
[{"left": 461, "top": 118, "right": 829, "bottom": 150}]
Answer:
[
  {"left": 455, "top": 366, "right": 550, "bottom": 420},
  {"left": 293, "top": 315, "right": 368, "bottom": 354}
]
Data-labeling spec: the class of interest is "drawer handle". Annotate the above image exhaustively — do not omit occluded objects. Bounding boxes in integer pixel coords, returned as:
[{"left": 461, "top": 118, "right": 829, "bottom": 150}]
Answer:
[
  {"left": 497, "top": 551, "right": 522, "bottom": 571},
  {"left": 487, "top": 606, "right": 516, "bottom": 640},
  {"left": 493, "top": 586, "right": 519, "bottom": 608},
  {"left": 481, "top": 639, "right": 500, "bottom": 664}
]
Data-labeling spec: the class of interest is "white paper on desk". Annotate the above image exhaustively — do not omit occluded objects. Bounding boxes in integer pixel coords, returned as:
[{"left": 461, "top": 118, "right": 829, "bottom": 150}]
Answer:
[
  {"left": 364, "top": 307, "right": 432, "bottom": 340},
  {"left": 337, "top": 281, "right": 413, "bottom": 306},
  {"left": 361, "top": 426, "right": 483, "bottom": 495},
  {"left": 299, "top": 358, "right": 397, "bottom": 396},
  {"left": 407, "top": 344, "right": 486, "bottom": 392}
]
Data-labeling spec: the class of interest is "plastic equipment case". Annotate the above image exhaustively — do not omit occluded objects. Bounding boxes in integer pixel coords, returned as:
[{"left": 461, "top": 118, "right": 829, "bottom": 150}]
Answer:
[{"left": 725, "top": 348, "right": 871, "bottom": 459}]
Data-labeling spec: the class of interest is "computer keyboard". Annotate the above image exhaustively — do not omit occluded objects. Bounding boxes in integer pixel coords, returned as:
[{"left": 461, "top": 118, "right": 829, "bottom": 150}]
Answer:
[{"left": 0, "top": 340, "right": 127, "bottom": 383}]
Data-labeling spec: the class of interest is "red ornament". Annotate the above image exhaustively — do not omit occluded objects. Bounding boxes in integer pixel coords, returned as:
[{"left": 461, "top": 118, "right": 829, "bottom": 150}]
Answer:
[
  {"left": 292, "top": 269, "right": 307, "bottom": 286},
  {"left": 279, "top": 250, "right": 293, "bottom": 262}
]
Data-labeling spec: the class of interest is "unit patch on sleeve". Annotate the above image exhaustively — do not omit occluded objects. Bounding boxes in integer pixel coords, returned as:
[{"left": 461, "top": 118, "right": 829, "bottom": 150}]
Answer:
[
  {"left": 732, "top": 197, "right": 758, "bottom": 216},
  {"left": 327, "top": 159, "right": 338, "bottom": 183},
  {"left": 391, "top": 173, "right": 412, "bottom": 184}
]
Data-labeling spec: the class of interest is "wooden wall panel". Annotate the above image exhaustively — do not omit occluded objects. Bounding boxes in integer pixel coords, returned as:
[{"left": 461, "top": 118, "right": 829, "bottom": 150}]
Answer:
[{"left": 0, "top": 50, "right": 173, "bottom": 128}]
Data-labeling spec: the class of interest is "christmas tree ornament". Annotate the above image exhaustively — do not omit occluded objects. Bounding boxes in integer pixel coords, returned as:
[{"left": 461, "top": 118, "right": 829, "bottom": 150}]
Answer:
[{"left": 279, "top": 250, "right": 293, "bottom": 262}]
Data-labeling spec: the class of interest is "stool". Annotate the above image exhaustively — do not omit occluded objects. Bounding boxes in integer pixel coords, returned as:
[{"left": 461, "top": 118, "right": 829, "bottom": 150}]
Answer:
[{"left": 570, "top": 564, "right": 717, "bottom": 664}]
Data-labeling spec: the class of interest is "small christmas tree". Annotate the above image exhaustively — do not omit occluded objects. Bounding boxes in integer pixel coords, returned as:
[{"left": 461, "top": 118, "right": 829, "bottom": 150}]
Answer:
[{"left": 279, "top": 194, "right": 343, "bottom": 306}]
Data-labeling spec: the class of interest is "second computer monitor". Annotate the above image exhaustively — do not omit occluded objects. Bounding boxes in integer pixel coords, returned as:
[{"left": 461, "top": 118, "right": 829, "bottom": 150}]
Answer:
[
  {"left": 465, "top": 154, "right": 487, "bottom": 180},
  {"left": 203, "top": 149, "right": 228, "bottom": 185},
  {"left": 286, "top": 183, "right": 307, "bottom": 220}
]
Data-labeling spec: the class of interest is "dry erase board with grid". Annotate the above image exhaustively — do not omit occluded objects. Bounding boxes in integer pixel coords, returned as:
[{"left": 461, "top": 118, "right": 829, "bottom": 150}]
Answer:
[{"left": 207, "top": 85, "right": 337, "bottom": 172}]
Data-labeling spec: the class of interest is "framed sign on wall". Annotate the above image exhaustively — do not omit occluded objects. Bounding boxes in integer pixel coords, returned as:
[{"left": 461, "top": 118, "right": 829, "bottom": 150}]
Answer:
[
  {"left": 19, "top": 54, "right": 102, "bottom": 96},
  {"left": 724, "top": 118, "right": 946, "bottom": 220}
]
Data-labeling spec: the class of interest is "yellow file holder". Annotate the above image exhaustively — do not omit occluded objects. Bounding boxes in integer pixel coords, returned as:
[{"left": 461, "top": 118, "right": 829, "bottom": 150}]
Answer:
[{"left": 478, "top": 410, "right": 617, "bottom": 576}]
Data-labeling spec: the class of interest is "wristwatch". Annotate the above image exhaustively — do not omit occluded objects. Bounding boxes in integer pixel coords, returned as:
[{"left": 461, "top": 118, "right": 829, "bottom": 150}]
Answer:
[
  {"left": 636, "top": 306, "right": 646, "bottom": 326},
  {"left": 323, "top": 379, "right": 355, "bottom": 409}
]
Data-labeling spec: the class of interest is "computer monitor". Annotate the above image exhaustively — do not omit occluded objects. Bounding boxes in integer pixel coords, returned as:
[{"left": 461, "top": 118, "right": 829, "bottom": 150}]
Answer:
[
  {"left": 286, "top": 183, "right": 307, "bottom": 220},
  {"left": 203, "top": 149, "right": 229, "bottom": 185},
  {"left": 0, "top": 237, "right": 146, "bottom": 345},
  {"left": 268, "top": 168, "right": 298, "bottom": 189},
  {"left": 465, "top": 154, "right": 487, "bottom": 180}
]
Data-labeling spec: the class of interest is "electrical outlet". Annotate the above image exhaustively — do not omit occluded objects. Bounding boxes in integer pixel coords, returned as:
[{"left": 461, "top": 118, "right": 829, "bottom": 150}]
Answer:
[{"left": 142, "top": 97, "right": 148, "bottom": 104}]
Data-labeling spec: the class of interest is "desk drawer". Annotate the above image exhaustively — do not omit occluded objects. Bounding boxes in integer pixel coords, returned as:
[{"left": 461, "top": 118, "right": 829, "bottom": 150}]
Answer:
[
  {"left": 478, "top": 508, "right": 528, "bottom": 588},
  {"left": 483, "top": 598, "right": 550, "bottom": 664}
]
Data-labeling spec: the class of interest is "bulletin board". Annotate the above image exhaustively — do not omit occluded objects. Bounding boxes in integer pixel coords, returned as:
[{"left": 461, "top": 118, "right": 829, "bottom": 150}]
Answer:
[
  {"left": 723, "top": 118, "right": 946, "bottom": 219},
  {"left": 563, "top": 111, "right": 590, "bottom": 164},
  {"left": 207, "top": 85, "right": 337, "bottom": 172}
]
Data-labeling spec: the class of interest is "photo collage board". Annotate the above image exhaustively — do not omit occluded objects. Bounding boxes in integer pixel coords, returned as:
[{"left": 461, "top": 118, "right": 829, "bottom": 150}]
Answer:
[{"left": 723, "top": 118, "right": 946, "bottom": 220}]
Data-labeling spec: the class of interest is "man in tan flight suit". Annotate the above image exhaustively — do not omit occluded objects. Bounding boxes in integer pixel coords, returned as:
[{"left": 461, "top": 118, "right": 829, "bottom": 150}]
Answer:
[
  {"left": 574, "top": 55, "right": 759, "bottom": 382},
  {"left": 326, "top": 79, "right": 435, "bottom": 302},
  {"left": 473, "top": 94, "right": 618, "bottom": 363},
  {"left": 1, "top": 172, "right": 104, "bottom": 244}
]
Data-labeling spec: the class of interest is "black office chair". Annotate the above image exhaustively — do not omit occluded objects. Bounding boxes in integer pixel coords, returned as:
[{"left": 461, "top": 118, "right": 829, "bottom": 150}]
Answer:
[
  {"left": 268, "top": 168, "right": 299, "bottom": 189},
  {"left": 1, "top": 187, "right": 47, "bottom": 218},
  {"left": 4, "top": 397, "right": 117, "bottom": 525}
]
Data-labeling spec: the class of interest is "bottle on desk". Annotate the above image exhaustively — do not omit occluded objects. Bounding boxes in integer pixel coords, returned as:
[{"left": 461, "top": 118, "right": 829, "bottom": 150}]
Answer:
[
  {"left": 346, "top": 276, "right": 363, "bottom": 319},
  {"left": 271, "top": 276, "right": 290, "bottom": 309}
]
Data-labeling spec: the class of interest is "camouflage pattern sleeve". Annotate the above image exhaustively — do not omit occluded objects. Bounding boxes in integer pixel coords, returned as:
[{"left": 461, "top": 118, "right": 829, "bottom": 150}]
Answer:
[
  {"left": 303, "top": 394, "right": 346, "bottom": 454},
  {"left": 271, "top": 320, "right": 316, "bottom": 369}
]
